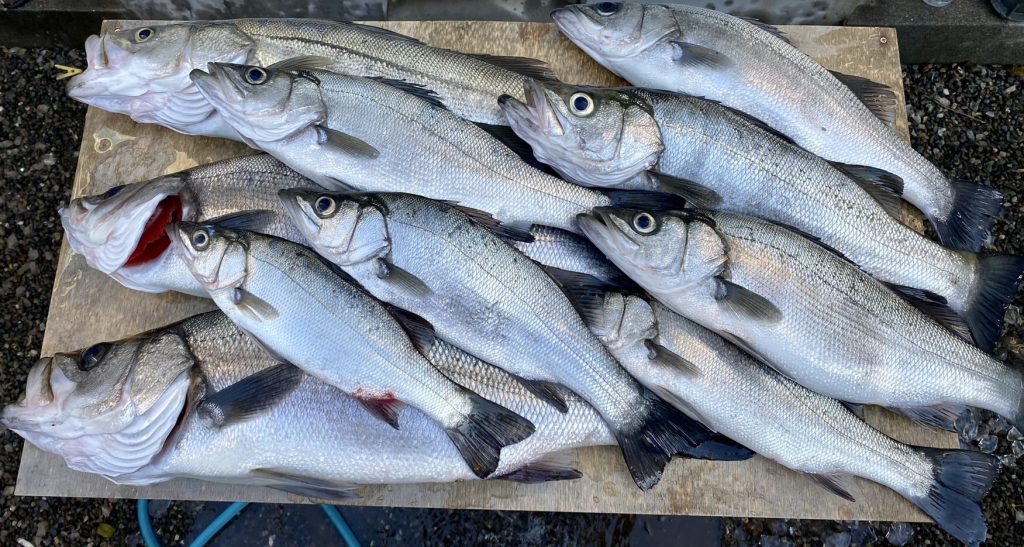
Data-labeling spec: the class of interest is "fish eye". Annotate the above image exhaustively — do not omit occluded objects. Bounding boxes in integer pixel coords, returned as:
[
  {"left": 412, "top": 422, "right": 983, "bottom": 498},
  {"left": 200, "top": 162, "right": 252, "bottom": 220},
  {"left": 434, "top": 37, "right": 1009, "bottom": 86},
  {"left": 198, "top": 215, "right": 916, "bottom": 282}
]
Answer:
[
  {"left": 244, "top": 67, "right": 269, "bottom": 85},
  {"left": 100, "top": 185, "right": 125, "bottom": 198},
  {"left": 632, "top": 212, "right": 657, "bottom": 234},
  {"left": 596, "top": 2, "right": 621, "bottom": 16},
  {"left": 569, "top": 92, "right": 595, "bottom": 116},
  {"left": 79, "top": 343, "right": 110, "bottom": 371},
  {"left": 135, "top": 27, "right": 154, "bottom": 42},
  {"left": 191, "top": 228, "right": 211, "bottom": 250},
  {"left": 314, "top": 196, "right": 337, "bottom": 218}
]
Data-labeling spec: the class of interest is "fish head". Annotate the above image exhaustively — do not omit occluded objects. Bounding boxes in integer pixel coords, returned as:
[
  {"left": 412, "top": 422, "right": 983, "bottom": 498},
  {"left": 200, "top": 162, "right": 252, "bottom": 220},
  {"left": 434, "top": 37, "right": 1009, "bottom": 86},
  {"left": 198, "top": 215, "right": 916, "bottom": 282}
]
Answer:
[
  {"left": 191, "top": 63, "right": 326, "bottom": 143},
  {"left": 278, "top": 189, "right": 390, "bottom": 267},
  {"left": 551, "top": 3, "right": 678, "bottom": 62},
  {"left": 1, "top": 329, "right": 195, "bottom": 476},
  {"left": 577, "top": 208, "right": 726, "bottom": 295},
  {"left": 67, "top": 23, "right": 254, "bottom": 130},
  {"left": 60, "top": 175, "right": 192, "bottom": 287},
  {"left": 170, "top": 221, "right": 250, "bottom": 292},
  {"left": 500, "top": 80, "right": 662, "bottom": 187}
]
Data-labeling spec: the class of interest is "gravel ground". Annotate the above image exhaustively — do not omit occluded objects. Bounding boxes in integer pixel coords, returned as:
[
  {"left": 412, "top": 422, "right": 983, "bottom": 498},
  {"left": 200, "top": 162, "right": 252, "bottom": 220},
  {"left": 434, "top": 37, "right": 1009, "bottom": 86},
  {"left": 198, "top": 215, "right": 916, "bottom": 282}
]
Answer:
[{"left": 0, "top": 46, "right": 1022, "bottom": 546}]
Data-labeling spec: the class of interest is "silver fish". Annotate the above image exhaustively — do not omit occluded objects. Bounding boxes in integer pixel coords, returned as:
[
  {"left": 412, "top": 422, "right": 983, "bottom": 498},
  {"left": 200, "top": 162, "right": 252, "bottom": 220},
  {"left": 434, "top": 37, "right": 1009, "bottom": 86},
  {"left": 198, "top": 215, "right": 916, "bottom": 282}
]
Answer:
[
  {"left": 3, "top": 312, "right": 612, "bottom": 492},
  {"left": 586, "top": 290, "right": 997, "bottom": 546},
  {"left": 189, "top": 63, "right": 672, "bottom": 234},
  {"left": 279, "top": 190, "right": 753, "bottom": 490},
  {"left": 500, "top": 81, "right": 1024, "bottom": 352},
  {"left": 60, "top": 154, "right": 318, "bottom": 296},
  {"left": 67, "top": 19, "right": 556, "bottom": 137},
  {"left": 512, "top": 225, "right": 630, "bottom": 286},
  {"left": 552, "top": 3, "right": 1002, "bottom": 252},
  {"left": 577, "top": 208, "right": 1024, "bottom": 432},
  {"left": 170, "top": 221, "right": 535, "bottom": 478}
]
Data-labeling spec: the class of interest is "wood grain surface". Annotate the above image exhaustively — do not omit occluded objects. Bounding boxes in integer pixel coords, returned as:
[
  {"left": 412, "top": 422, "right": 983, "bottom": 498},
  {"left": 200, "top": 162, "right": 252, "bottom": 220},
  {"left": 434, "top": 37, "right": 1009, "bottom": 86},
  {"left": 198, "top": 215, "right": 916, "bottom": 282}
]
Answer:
[{"left": 15, "top": 21, "right": 957, "bottom": 521}]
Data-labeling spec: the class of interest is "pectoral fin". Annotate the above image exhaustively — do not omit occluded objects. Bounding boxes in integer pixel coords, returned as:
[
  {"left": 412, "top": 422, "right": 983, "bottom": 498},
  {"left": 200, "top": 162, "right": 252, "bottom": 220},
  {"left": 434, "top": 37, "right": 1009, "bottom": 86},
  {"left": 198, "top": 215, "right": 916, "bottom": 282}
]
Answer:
[
  {"left": 516, "top": 377, "right": 569, "bottom": 413},
  {"left": 670, "top": 41, "right": 734, "bottom": 69},
  {"left": 714, "top": 279, "right": 781, "bottom": 324},
  {"left": 198, "top": 363, "right": 304, "bottom": 427},
  {"left": 233, "top": 288, "right": 280, "bottom": 321},
  {"left": 315, "top": 125, "right": 379, "bottom": 159},
  {"left": 375, "top": 258, "right": 433, "bottom": 298},
  {"left": 644, "top": 339, "right": 701, "bottom": 377}
]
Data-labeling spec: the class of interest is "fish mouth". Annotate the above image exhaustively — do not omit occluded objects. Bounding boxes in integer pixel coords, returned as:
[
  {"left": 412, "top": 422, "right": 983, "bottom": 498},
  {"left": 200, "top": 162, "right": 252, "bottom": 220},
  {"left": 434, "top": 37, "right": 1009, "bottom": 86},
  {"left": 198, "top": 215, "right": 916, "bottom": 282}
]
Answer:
[
  {"left": 550, "top": 7, "right": 609, "bottom": 60},
  {"left": 67, "top": 34, "right": 143, "bottom": 102},
  {"left": 2, "top": 359, "right": 192, "bottom": 477},
  {"left": 499, "top": 80, "right": 564, "bottom": 139},
  {"left": 576, "top": 209, "right": 641, "bottom": 257},
  {"left": 190, "top": 64, "right": 245, "bottom": 116},
  {"left": 62, "top": 180, "right": 188, "bottom": 277},
  {"left": 278, "top": 188, "right": 323, "bottom": 243}
]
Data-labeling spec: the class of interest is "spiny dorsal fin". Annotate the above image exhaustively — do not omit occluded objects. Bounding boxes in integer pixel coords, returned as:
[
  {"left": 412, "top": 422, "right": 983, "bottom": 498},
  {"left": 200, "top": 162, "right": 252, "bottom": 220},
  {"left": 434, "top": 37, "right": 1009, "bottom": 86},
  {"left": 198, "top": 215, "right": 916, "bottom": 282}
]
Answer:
[
  {"left": 807, "top": 473, "right": 856, "bottom": 502},
  {"left": 714, "top": 278, "right": 782, "bottom": 324},
  {"left": 543, "top": 266, "right": 612, "bottom": 328},
  {"left": 886, "top": 284, "right": 974, "bottom": 343},
  {"left": 648, "top": 172, "right": 722, "bottom": 209},
  {"left": 740, "top": 17, "right": 793, "bottom": 46},
  {"left": 385, "top": 304, "right": 436, "bottom": 356},
  {"left": 198, "top": 362, "right": 303, "bottom": 427},
  {"left": 314, "top": 125, "right": 379, "bottom": 159},
  {"left": 714, "top": 100, "right": 796, "bottom": 145},
  {"left": 466, "top": 53, "right": 559, "bottom": 82},
  {"left": 368, "top": 77, "right": 448, "bottom": 110},
  {"left": 267, "top": 55, "right": 334, "bottom": 72},
  {"left": 829, "top": 70, "right": 898, "bottom": 128},
  {"left": 830, "top": 162, "right": 905, "bottom": 219},
  {"left": 670, "top": 41, "right": 734, "bottom": 69},
  {"left": 445, "top": 202, "right": 535, "bottom": 243}
]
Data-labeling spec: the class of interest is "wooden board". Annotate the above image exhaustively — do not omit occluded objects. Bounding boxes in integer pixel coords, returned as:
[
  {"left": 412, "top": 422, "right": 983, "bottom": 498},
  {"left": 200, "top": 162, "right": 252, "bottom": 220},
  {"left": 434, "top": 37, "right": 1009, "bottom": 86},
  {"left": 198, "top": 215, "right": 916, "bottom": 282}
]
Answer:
[{"left": 16, "top": 21, "right": 957, "bottom": 521}]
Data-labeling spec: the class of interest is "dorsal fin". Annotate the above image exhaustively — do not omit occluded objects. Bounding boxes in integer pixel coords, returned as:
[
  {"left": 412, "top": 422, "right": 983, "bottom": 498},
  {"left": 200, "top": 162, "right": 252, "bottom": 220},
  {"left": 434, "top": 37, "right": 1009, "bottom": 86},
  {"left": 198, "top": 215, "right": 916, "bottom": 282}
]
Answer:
[
  {"left": 342, "top": 22, "right": 426, "bottom": 45},
  {"left": 830, "top": 162, "right": 906, "bottom": 219},
  {"left": 829, "top": 70, "right": 898, "bottom": 128},
  {"left": 740, "top": 17, "right": 793, "bottom": 46},
  {"left": 368, "top": 77, "right": 448, "bottom": 110},
  {"left": 886, "top": 285, "right": 974, "bottom": 343},
  {"left": 267, "top": 55, "right": 334, "bottom": 71},
  {"left": 205, "top": 209, "right": 278, "bottom": 234},
  {"left": 542, "top": 266, "right": 612, "bottom": 327},
  {"left": 466, "top": 53, "right": 559, "bottom": 82},
  {"left": 445, "top": 203, "right": 535, "bottom": 243},
  {"left": 384, "top": 304, "right": 436, "bottom": 355}
]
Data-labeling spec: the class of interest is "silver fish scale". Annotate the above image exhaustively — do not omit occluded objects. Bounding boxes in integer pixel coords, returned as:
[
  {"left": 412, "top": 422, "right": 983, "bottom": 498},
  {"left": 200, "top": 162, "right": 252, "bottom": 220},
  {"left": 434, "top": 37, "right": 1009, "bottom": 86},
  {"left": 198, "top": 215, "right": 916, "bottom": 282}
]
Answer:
[
  {"left": 702, "top": 212, "right": 1021, "bottom": 415},
  {"left": 236, "top": 19, "right": 535, "bottom": 125},
  {"left": 348, "top": 194, "right": 651, "bottom": 428},
  {"left": 630, "top": 303, "right": 935, "bottom": 500},
  {"left": 125, "top": 312, "right": 612, "bottom": 486},
  {"left": 218, "top": 234, "right": 473, "bottom": 428},
  {"left": 642, "top": 91, "right": 978, "bottom": 313},
  {"left": 512, "top": 226, "right": 625, "bottom": 283},
  {"left": 605, "top": 5, "right": 952, "bottom": 219},
  {"left": 279, "top": 72, "right": 610, "bottom": 233}
]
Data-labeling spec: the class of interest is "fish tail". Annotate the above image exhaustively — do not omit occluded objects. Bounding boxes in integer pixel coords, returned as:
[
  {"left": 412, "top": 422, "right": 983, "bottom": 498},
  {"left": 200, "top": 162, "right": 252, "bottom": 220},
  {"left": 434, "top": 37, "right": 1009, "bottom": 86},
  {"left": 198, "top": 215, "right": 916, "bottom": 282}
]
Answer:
[
  {"left": 906, "top": 447, "right": 999, "bottom": 546},
  {"left": 963, "top": 254, "right": 1024, "bottom": 353},
  {"left": 614, "top": 395, "right": 753, "bottom": 491},
  {"left": 445, "top": 392, "right": 536, "bottom": 479},
  {"left": 933, "top": 179, "right": 1002, "bottom": 252}
]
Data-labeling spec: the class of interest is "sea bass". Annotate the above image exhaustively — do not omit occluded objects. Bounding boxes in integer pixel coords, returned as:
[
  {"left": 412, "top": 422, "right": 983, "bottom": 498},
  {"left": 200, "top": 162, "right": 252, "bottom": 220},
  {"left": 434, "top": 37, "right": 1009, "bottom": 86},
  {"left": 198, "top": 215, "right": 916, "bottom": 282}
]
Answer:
[
  {"left": 499, "top": 81, "right": 1024, "bottom": 352},
  {"left": 552, "top": 3, "right": 1002, "bottom": 252},
  {"left": 189, "top": 62, "right": 671, "bottom": 234},
  {"left": 67, "top": 19, "right": 556, "bottom": 138},
  {"left": 59, "top": 154, "right": 319, "bottom": 296},
  {"left": 586, "top": 290, "right": 997, "bottom": 546},
  {"left": 578, "top": 208, "right": 1024, "bottom": 432},
  {"left": 2, "top": 312, "right": 613, "bottom": 492},
  {"left": 170, "top": 221, "right": 535, "bottom": 478},
  {"left": 279, "top": 190, "right": 753, "bottom": 490}
]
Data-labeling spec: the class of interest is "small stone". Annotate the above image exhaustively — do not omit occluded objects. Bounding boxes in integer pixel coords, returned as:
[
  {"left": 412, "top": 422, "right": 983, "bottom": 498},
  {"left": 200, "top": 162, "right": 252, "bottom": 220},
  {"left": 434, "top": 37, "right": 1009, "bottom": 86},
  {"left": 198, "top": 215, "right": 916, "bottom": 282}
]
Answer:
[
  {"left": 35, "top": 104, "right": 49, "bottom": 115},
  {"left": 1005, "top": 306, "right": 1022, "bottom": 327},
  {"left": 759, "top": 536, "right": 793, "bottom": 547},
  {"left": 1007, "top": 84, "right": 1019, "bottom": 95},
  {"left": 1016, "top": 510, "right": 1024, "bottom": 523},
  {"left": 148, "top": 499, "right": 171, "bottom": 519},
  {"left": 825, "top": 531, "right": 852, "bottom": 547},
  {"left": 34, "top": 521, "right": 47, "bottom": 538},
  {"left": 1009, "top": 426, "right": 1023, "bottom": 442},
  {"left": 935, "top": 96, "right": 951, "bottom": 108},
  {"left": 979, "top": 434, "right": 998, "bottom": 453},
  {"left": 886, "top": 522, "right": 913, "bottom": 546},
  {"left": 96, "top": 523, "right": 115, "bottom": 539},
  {"left": 5, "top": 233, "right": 17, "bottom": 249},
  {"left": 942, "top": 88, "right": 950, "bottom": 96},
  {"left": 768, "top": 519, "right": 788, "bottom": 536},
  {"left": 1013, "top": 439, "right": 1024, "bottom": 459}
]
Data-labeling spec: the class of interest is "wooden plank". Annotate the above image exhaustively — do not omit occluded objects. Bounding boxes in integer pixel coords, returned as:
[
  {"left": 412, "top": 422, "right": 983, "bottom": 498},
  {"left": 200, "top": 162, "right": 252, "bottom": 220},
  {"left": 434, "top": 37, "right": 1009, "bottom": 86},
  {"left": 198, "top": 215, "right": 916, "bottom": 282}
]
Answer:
[{"left": 15, "top": 21, "right": 956, "bottom": 522}]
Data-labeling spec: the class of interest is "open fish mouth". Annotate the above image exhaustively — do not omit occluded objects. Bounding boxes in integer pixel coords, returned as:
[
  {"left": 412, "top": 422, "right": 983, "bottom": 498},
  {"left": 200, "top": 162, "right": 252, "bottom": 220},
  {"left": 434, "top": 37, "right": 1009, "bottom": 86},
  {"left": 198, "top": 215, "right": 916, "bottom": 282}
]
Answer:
[
  {"left": 500, "top": 80, "right": 564, "bottom": 139},
  {"left": 577, "top": 209, "right": 641, "bottom": 257},
  {"left": 61, "top": 179, "right": 189, "bottom": 277},
  {"left": 1, "top": 358, "right": 192, "bottom": 477}
]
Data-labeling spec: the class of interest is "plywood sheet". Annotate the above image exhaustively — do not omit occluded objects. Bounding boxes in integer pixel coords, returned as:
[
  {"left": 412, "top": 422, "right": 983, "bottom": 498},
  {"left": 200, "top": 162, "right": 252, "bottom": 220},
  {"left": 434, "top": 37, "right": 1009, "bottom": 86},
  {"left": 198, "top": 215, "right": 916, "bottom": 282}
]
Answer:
[{"left": 16, "top": 21, "right": 955, "bottom": 521}]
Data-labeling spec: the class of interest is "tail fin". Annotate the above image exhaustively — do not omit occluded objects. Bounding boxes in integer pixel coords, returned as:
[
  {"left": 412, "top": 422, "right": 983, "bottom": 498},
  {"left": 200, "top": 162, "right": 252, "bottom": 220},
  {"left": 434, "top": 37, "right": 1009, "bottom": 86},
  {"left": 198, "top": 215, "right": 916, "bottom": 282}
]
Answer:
[
  {"left": 907, "top": 447, "right": 999, "bottom": 545},
  {"left": 933, "top": 180, "right": 1002, "bottom": 252},
  {"left": 445, "top": 392, "right": 536, "bottom": 479},
  {"left": 964, "top": 254, "right": 1024, "bottom": 353},
  {"left": 614, "top": 395, "right": 753, "bottom": 491}
]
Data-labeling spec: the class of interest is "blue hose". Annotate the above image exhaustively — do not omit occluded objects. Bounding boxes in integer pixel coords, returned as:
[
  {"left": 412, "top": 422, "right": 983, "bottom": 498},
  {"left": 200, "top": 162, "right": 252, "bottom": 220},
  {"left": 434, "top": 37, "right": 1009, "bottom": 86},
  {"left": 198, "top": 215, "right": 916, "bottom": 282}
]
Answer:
[
  {"left": 189, "top": 502, "right": 249, "bottom": 547},
  {"left": 136, "top": 499, "right": 359, "bottom": 546},
  {"left": 137, "top": 499, "right": 161, "bottom": 547},
  {"left": 320, "top": 504, "right": 361, "bottom": 547}
]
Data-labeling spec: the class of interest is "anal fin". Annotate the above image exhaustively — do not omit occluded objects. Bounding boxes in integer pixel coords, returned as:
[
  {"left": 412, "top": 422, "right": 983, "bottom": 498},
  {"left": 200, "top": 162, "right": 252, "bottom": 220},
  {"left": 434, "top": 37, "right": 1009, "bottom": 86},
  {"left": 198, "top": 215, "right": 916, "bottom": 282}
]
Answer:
[
  {"left": 807, "top": 473, "right": 856, "bottom": 502},
  {"left": 516, "top": 377, "right": 569, "bottom": 413},
  {"left": 356, "top": 396, "right": 404, "bottom": 429},
  {"left": 251, "top": 468, "right": 361, "bottom": 501},
  {"left": 494, "top": 450, "right": 582, "bottom": 483}
]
